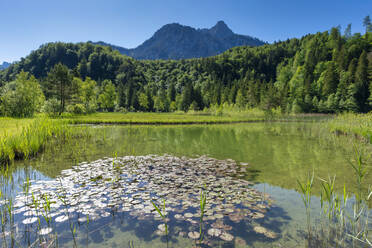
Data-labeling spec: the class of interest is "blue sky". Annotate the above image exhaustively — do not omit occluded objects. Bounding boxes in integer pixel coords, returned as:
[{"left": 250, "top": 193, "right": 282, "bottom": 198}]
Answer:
[{"left": 0, "top": 0, "right": 371, "bottom": 63}]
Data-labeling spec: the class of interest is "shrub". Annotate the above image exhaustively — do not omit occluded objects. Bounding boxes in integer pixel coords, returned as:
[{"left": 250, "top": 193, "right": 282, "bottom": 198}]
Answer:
[
  {"left": 66, "top": 104, "right": 86, "bottom": 115},
  {"left": 42, "top": 98, "right": 61, "bottom": 116}
]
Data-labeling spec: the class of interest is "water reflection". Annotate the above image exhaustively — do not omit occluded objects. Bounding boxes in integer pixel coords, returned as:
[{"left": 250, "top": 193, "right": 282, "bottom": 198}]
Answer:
[
  {"left": 0, "top": 122, "right": 371, "bottom": 247},
  {"left": 28, "top": 123, "right": 372, "bottom": 194}
]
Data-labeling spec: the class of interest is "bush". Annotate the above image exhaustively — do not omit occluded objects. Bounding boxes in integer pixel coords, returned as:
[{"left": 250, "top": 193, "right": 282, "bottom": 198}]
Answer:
[
  {"left": 42, "top": 98, "right": 61, "bottom": 116},
  {"left": 66, "top": 104, "right": 86, "bottom": 115},
  {"left": 114, "top": 105, "right": 128, "bottom": 113}
]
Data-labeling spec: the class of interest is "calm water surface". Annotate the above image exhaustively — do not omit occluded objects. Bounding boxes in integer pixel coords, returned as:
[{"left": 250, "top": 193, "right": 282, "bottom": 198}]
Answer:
[{"left": 1, "top": 122, "right": 371, "bottom": 247}]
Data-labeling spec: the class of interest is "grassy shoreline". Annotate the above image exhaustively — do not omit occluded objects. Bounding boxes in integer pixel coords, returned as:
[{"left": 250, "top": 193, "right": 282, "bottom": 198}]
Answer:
[
  {"left": 0, "top": 111, "right": 370, "bottom": 166},
  {"left": 0, "top": 118, "right": 88, "bottom": 165},
  {"left": 328, "top": 113, "right": 372, "bottom": 143},
  {"left": 63, "top": 112, "right": 331, "bottom": 125}
]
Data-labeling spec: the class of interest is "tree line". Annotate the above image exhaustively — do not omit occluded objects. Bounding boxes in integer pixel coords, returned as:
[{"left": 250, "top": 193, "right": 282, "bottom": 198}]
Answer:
[{"left": 0, "top": 17, "right": 371, "bottom": 117}]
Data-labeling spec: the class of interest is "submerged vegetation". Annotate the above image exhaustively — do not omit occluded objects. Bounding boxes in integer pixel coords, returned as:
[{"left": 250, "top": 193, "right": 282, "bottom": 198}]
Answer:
[
  {"left": 0, "top": 118, "right": 370, "bottom": 247},
  {"left": 0, "top": 155, "right": 272, "bottom": 247},
  {"left": 0, "top": 14, "right": 371, "bottom": 248}
]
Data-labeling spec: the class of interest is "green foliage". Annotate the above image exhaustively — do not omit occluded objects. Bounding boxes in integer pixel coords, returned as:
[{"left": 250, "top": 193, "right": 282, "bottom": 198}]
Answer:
[
  {"left": 138, "top": 92, "right": 149, "bottom": 111},
  {"left": 0, "top": 19, "right": 371, "bottom": 115},
  {"left": 0, "top": 71, "right": 44, "bottom": 117},
  {"left": 80, "top": 77, "right": 97, "bottom": 113},
  {"left": 328, "top": 112, "right": 372, "bottom": 143},
  {"left": 66, "top": 104, "right": 86, "bottom": 115},
  {"left": 46, "top": 63, "right": 73, "bottom": 115},
  {"left": 42, "top": 98, "right": 60, "bottom": 116},
  {"left": 98, "top": 80, "right": 116, "bottom": 111},
  {"left": 0, "top": 118, "right": 85, "bottom": 165}
]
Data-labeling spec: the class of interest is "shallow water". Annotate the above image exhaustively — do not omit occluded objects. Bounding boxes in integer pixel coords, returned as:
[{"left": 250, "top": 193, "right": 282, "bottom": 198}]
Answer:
[{"left": 1, "top": 122, "right": 371, "bottom": 247}]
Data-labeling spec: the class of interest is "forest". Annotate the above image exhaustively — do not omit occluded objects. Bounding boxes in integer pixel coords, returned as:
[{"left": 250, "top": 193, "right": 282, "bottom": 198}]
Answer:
[{"left": 0, "top": 18, "right": 371, "bottom": 117}]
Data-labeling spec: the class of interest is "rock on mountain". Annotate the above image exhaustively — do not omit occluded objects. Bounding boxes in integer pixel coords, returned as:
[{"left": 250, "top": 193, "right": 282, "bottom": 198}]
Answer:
[{"left": 96, "top": 21, "right": 265, "bottom": 60}]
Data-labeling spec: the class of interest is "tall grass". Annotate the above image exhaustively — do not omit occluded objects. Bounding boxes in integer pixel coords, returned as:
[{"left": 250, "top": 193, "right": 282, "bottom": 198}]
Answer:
[
  {"left": 63, "top": 107, "right": 330, "bottom": 125},
  {"left": 0, "top": 118, "right": 89, "bottom": 166},
  {"left": 328, "top": 112, "right": 372, "bottom": 143}
]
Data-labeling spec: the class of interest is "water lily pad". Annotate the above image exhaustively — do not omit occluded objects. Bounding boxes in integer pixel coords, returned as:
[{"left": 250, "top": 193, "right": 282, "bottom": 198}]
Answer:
[
  {"left": 22, "top": 217, "right": 38, "bottom": 225},
  {"left": 220, "top": 232, "right": 234, "bottom": 241},
  {"left": 38, "top": 227, "right": 53, "bottom": 235},
  {"left": 188, "top": 231, "right": 200, "bottom": 239},
  {"left": 184, "top": 212, "right": 193, "bottom": 218},
  {"left": 207, "top": 228, "right": 222, "bottom": 237},
  {"left": 55, "top": 215, "right": 69, "bottom": 223}
]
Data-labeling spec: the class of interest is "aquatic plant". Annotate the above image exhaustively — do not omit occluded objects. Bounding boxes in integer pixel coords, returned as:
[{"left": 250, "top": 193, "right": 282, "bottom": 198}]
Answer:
[
  {"left": 152, "top": 199, "right": 168, "bottom": 236},
  {"left": 57, "top": 179, "right": 78, "bottom": 248},
  {"left": 199, "top": 187, "right": 207, "bottom": 243},
  {"left": 298, "top": 146, "right": 372, "bottom": 248},
  {"left": 128, "top": 240, "right": 135, "bottom": 248},
  {"left": 297, "top": 171, "right": 314, "bottom": 242}
]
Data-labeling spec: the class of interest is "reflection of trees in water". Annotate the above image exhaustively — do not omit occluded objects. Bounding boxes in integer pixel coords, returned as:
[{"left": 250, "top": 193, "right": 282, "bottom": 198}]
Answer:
[{"left": 15, "top": 123, "right": 372, "bottom": 199}]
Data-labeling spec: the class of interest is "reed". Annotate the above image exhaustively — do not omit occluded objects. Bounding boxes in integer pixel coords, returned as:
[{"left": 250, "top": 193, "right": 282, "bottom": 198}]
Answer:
[
  {"left": 199, "top": 187, "right": 207, "bottom": 243},
  {"left": 298, "top": 147, "right": 371, "bottom": 248},
  {"left": 152, "top": 199, "right": 169, "bottom": 248},
  {"left": 297, "top": 171, "right": 314, "bottom": 242},
  {"left": 0, "top": 118, "right": 77, "bottom": 165},
  {"left": 151, "top": 199, "right": 168, "bottom": 236},
  {"left": 0, "top": 117, "right": 90, "bottom": 166}
]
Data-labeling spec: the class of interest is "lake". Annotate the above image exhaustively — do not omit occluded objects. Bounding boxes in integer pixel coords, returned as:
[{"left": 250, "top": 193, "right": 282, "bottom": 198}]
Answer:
[{"left": 1, "top": 122, "right": 371, "bottom": 247}]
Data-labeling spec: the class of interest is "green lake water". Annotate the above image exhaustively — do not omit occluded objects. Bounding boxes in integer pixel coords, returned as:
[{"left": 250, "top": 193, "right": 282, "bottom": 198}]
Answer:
[{"left": 1, "top": 122, "right": 371, "bottom": 247}]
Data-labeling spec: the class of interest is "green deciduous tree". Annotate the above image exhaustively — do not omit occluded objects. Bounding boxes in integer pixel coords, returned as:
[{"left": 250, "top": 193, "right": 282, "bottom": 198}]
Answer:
[
  {"left": 138, "top": 92, "right": 149, "bottom": 111},
  {"left": 98, "top": 80, "right": 116, "bottom": 111},
  {"left": 0, "top": 71, "right": 44, "bottom": 117},
  {"left": 80, "top": 77, "right": 97, "bottom": 113}
]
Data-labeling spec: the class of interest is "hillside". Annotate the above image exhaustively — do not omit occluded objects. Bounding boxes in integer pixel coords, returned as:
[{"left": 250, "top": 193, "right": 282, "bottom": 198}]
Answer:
[{"left": 0, "top": 27, "right": 371, "bottom": 114}]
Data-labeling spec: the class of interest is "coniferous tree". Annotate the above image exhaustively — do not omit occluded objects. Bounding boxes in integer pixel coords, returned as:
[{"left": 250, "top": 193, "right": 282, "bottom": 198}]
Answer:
[
  {"left": 322, "top": 62, "right": 339, "bottom": 97},
  {"left": 145, "top": 87, "right": 154, "bottom": 112},
  {"left": 344, "top": 24, "right": 352, "bottom": 39},
  {"left": 363, "top": 15, "right": 372, "bottom": 33},
  {"left": 354, "top": 51, "right": 369, "bottom": 112},
  {"left": 46, "top": 63, "right": 73, "bottom": 114},
  {"left": 180, "top": 83, "right": 193, "bottom": 111},
  {"left": 167, "top": 83, "right": 176, "bottom": 102}
]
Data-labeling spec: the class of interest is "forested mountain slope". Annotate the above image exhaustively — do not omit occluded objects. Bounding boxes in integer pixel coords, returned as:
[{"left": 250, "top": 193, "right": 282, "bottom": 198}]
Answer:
[{"left": 0, "top": 26, "right": 371, "bottom": 114}]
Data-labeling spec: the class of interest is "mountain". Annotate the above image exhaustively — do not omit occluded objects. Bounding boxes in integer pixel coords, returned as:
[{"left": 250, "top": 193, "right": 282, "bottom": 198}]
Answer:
[
  {"left": 95, "top": 21, "right": 265, "bottom": 60},
  {"left": 0, "top": 62, "right": 10, "bottom": 70}
]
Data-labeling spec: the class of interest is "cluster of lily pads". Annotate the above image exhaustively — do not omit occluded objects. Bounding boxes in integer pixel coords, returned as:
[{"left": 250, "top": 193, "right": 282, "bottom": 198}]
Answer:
[{"left": 6, "top": 154, "right": 277, "bottom": 244}]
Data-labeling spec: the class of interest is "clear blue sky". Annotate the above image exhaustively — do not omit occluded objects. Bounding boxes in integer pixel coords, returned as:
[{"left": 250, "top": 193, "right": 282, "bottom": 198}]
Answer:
[{"left": 0, "top": 0, "right": 371, "bottom": 63}]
